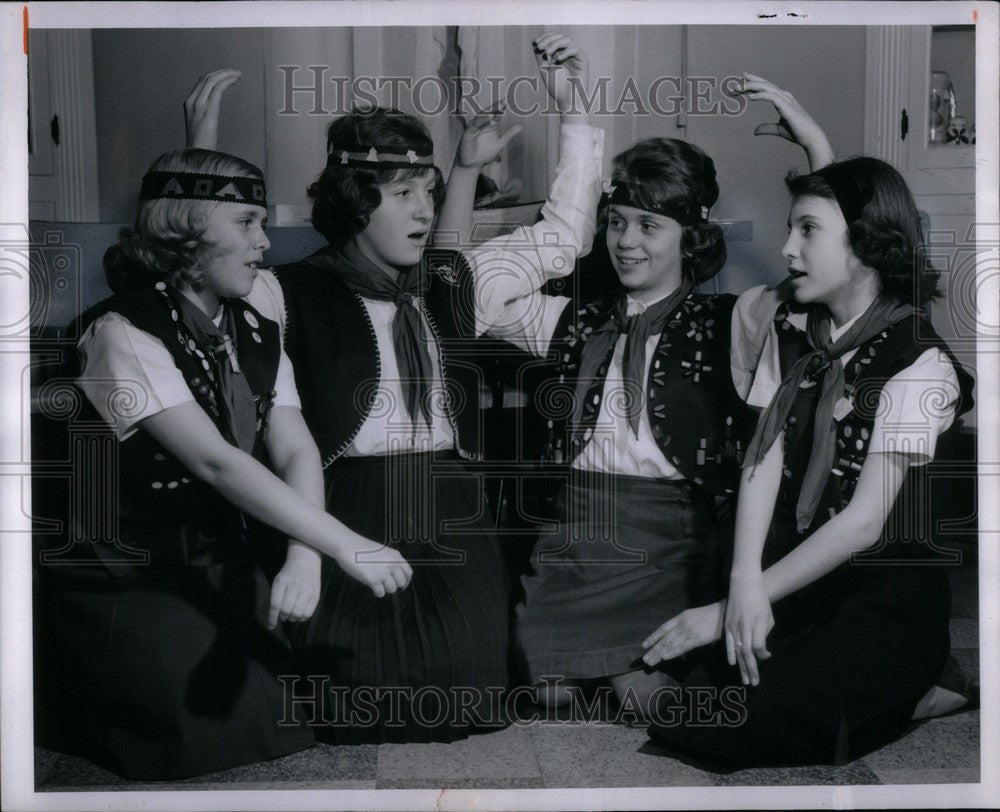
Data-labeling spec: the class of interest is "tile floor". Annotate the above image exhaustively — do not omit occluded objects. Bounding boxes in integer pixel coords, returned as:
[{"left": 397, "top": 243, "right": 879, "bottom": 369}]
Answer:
[{"left": 34, "top": 550, "right": 981, "bottom": 791}]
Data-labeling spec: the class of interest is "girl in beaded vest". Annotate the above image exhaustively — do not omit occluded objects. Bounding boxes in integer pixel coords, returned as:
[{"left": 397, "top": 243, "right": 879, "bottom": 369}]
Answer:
[
  {"left": 182, "top": 36, "right": 604, "bottom": 743},
  {"left": 37, "top": 148, "right": 412, "bottom": 780},
  {"left": 643, "top": 151, "right": 975, "bottom": 766},
  {"left": 439, "top": 75, "right": 836, "bottom": 713}
]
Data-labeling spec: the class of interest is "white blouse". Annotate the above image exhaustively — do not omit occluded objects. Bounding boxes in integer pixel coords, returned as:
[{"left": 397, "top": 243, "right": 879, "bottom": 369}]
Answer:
[
  {"left": 77, "top": 285, "right": 301, "bottom": 441},
  {"left": 248, "top": 123, "right": 607, "bottom": 458},
  {"left": 572, "top": 292, "right": 685, "bottom": 479},
  {"left": 731, "top": 285, "right": 962, "bottom": 466}
]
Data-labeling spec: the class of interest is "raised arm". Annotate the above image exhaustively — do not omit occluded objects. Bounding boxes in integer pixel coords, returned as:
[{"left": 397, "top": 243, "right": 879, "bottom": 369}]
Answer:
[
  {"left": 184, "top": 68, "right": 241, "bottom": 150},
  {"left": 465, "top": 33, "right": 604, "bottom": 344},
  {"left": 435, "top": 107, "right": 523, "bottom": 246},
  {"left": 737, "top": 73, "right": 835, "bottom": 171}
]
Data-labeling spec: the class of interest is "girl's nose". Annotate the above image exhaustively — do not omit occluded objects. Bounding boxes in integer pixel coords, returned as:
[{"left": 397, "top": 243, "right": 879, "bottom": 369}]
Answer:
[
  {"left": 616, "top": 223, "right": 640, "bottom": 249},
  {"left": 414, "top": 196, "right": 435, "bottom": 223},
  {"left": 781, "top": 232, "right": 797, "bottom": 262}
]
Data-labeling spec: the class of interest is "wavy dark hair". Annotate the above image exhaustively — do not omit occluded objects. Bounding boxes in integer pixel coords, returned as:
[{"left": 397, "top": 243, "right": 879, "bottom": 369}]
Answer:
[
  {"left": 103, "top": 148, "right": 264, "bottom": 294},
  {"left": 785, "top": 157, "right": 940, "bottom": 305},
  {"left": 600, "top": 137, "right": 726, "bottom": 285},
  {"left": 309, "top": 107, "right": 445, "bottom": 246}
]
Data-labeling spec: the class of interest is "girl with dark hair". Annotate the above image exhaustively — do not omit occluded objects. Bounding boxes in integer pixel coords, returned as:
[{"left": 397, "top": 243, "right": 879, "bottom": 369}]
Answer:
[
  {"left": 439, "top": 75, "right": 836, "bottom": 712},
  {"left": 39, "top": 147, "right": 412, "bottom": 779},
  {"left": 643, "top": 78, "right": 975, "bottom": 766},
  {"left": 185, "top": 35, "right": 604, "bottom": 743}
]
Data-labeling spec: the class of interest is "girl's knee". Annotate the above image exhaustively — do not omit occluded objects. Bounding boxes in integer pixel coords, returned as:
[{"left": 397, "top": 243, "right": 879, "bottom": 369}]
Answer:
[
  {"left": 535, "top": 680, "right": 580, "bottom": 709},
  {"left": 610, "top": 669, "right": 678, "bottom": 715}
]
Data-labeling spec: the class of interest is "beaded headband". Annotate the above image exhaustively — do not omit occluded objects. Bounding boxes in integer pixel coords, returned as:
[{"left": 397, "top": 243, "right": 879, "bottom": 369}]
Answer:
[
  {"left": 327, "top": 144, "right": 435, "bottom": 169},
  {"left": 140, "top": 171, "right": 267, "bottom": 208},
  {"left": 601, "top": 182, "right": 709, "bottom": 226},
  {"left": 808, "top": 163, "right": 868, "bottom": 225}
]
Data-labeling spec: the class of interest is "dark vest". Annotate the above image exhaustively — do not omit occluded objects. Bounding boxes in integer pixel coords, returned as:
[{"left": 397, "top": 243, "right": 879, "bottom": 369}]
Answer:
[
  {"left": 67, "top": 285, "right": 280, "bottom": 571},
  {"left": 772, "top": 302, "right": 974, "bottom": 562},
  {"left": 540, "top": 291, "right": 755, "bottom": 496},
  {"left": 275, "top": 246, "right": 482, "bottom": 464}
]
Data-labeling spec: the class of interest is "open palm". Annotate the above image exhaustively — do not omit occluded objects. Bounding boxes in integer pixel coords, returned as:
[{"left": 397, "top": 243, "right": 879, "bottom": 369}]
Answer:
[{"left": 456, "top": 107, "right": 523, "bottom": 170}]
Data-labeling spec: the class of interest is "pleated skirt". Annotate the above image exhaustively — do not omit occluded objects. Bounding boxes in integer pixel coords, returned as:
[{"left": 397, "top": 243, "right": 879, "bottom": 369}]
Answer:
[
  {"left": 517, "top": 471, "right": 721, "bottom": 682},
  {"left": 291, "top": 452, "right": 510, "bottom": 744},
  {"left": 37, "top": 525, "right": 315, "bottom": 780}
]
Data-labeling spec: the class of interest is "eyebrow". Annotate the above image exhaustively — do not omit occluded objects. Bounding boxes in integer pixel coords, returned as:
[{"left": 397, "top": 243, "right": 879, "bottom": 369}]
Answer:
[{"left": 788, "top": 213, "right": 818, "bottom": 228}]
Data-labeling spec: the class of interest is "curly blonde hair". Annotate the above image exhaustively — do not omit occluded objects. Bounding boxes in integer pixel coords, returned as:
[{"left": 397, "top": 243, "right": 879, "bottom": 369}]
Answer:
[{"left": 104, "top": 149, "right": 265, "bottom": 293}]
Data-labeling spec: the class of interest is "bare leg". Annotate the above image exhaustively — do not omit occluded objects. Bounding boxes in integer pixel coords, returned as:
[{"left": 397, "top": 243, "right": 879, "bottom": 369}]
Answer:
[
  {"left": 536, "top": 678, "right": 587, "bottom": 709},
  {"left": 609, "top": 669, "right": 679, "bottom": 721}
]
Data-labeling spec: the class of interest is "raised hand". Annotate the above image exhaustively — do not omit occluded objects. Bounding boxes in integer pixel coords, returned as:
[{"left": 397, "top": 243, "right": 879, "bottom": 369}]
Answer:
[
  {"left": 333, "top": 538, "right": 413, "bottom": 599},
  {"left": 184, "top": 68, "right": 241, "bottom": 150},
  {"left": 533, "top": 33, "right": 590, "bottom": 116},
  {"left": 455, "top": 103, "right": 524, "bottom": 170},
  {"left": 268, "top": 542, "right": 321, "bottom": 629},
  {"left": 724, "top": 572, "right": 774, "bottom": 687},
  {"left": 641, "top": 601, "right": 726, "bottom": 666},
  {"left": 736, "top": 72, "right": 835, "bottom": 169}
]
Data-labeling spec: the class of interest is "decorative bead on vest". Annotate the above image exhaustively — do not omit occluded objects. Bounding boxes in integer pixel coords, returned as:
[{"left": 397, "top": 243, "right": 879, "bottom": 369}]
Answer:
[
  {"left": 76, "top": 285, "right": 280, "bottom": 524},
  {"left": 276, "top": 246, "right": 482, "bottom": 465},
  {"left": 772, "top": 301, "right": 973, "bottom": 561},
  {"left": 540, "top": 291, "right": 754, "bottom": 495}
]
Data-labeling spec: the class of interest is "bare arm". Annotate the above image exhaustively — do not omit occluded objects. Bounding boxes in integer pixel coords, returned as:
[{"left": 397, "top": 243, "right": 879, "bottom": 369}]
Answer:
[
  {"left": 737, "top": 73, "right": 836, "bottom": 171},
  {"left": 731, "top": 447, "right": 909, "bottom": 684},
  {"left": 263, "top": 405, "right": 325, "bottom": 627},
  {"left": 435, "top": 109, "right": 523, "bottom": 247},
  {"left": 437, "top": 32, "right": 593, "bottom": 249},
  {"left": 761, "top": 452, "right": 910, "bottom": 601},
  {"left": 643, "top": 438, "right": 782, "bottom": 670},
  {"left": 141, "top": 401, "right": 412, "bottom": 598},
  {"left": 644, "top": 444, "right": 910, "bottom": 677}
]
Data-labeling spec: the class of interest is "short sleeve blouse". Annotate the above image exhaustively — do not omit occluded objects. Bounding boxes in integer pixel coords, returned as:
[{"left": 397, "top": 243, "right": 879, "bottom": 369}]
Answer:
[
  {"left": 78, "top": 276, "right": 301, "bottom": 440},
  {"left": 730, "top": 285, "right": 960, "bottom": 466}
]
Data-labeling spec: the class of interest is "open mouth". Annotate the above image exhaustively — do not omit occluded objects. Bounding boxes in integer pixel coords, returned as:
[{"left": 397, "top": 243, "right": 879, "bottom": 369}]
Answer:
[
  {"left": 788, "top": 268, "right": 806, "bottom": 279},
  {"left": 408, "top": 231, "right": 429, "bottom": 243},
  {"left": 616, "top": 256, "right": 647, "bottom": 267}
]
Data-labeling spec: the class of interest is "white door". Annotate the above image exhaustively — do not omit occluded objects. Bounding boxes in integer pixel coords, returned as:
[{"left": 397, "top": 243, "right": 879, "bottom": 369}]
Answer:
[{"left": 27, "top": 29, "right": 99, "bottom": 222}]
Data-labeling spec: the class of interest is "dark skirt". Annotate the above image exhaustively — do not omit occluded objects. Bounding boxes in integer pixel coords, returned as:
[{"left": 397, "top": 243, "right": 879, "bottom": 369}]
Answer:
[
  {"left": 647, "top": 520, "right": 952, "bottom": 768},
  {"left": 517, "top": 471, "right": 721, "bottom": 681},
  {"left": 37, "top": 523, "right": 315, "bottom": 780},
  {"left": 291, "top": 452, "right": 510, "bottom": 744}
]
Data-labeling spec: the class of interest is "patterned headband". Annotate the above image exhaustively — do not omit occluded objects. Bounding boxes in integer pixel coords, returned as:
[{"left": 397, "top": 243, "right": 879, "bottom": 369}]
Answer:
[
  {"left": 327, "top": 144, "right": 435, "bottom": 169},
  {"left": 140, "top": 171, "right": 267, "bottom": 208},
  {"left": 601, "top": 182, "right": 709, "bottom": 226}
]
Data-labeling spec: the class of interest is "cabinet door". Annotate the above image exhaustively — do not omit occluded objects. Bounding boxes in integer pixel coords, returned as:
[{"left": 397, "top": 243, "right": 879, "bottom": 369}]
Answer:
[
  {"left": 864, "top": 24, "right": 977, "bottom": 380},
  {"left": 28, "top": 30, "right": 99, "bottom": 222},
  {"left": 864, "top": 25, "right": 974, "bottom": 193},
  {"left": 904, "top": 26, "right": 974, "bottom": 197}
]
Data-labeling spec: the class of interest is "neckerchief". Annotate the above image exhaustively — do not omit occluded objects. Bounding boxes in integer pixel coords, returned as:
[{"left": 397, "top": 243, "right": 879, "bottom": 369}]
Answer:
[
  {"left": 326, "top": 242, "right": 434, "bottom": 426},
  {"left": 574, "top": 279, "right": 693, "bottom": 438},
  {"left": 166, "top": 285, "right": 259, "bottom": 454},
  {"left": 744, "top": 294, "right": 918, "bottom": 531}
]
